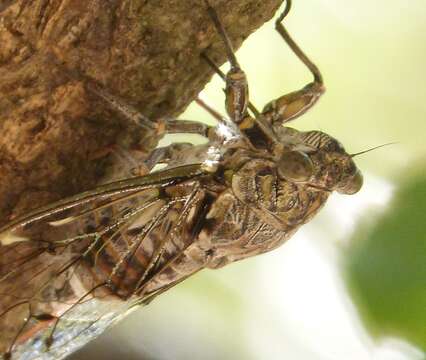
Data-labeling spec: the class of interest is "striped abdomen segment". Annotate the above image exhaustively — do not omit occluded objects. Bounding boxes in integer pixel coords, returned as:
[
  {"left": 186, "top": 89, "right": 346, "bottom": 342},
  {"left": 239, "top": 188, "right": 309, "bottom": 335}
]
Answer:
[{"left": 79, "top": 183, "right": 215, "bottom": 300}]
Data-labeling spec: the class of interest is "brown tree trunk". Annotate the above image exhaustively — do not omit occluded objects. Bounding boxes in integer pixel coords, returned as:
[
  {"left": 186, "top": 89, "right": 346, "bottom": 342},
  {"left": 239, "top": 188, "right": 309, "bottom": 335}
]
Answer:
[{"left": 0, "top": 0, "right": 282, "bottom": 225}]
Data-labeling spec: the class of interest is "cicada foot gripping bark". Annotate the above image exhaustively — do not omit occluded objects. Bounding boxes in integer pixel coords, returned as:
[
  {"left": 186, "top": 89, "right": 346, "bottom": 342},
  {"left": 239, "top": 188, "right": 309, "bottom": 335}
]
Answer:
[{"left": 0, "top": 1, "right": 363, "bottom": 359}]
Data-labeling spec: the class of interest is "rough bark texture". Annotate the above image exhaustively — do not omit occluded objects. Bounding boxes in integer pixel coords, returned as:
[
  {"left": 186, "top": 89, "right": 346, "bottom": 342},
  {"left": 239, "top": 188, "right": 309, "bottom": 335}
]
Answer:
[{"left": 0, "top": 0, "right": 283, "bottom": 225}]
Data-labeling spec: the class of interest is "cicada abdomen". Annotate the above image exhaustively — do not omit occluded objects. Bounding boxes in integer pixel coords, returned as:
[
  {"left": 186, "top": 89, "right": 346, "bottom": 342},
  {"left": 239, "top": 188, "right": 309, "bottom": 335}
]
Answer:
[{"left": 0, "top": 164, "right": 213, "bottom": 359}]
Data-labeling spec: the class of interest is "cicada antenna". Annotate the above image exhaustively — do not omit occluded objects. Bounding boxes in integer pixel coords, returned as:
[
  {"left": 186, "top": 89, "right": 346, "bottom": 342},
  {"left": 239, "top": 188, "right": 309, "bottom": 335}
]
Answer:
[{"left": 350, "top": 142, "right": 398, "bottom": 158}]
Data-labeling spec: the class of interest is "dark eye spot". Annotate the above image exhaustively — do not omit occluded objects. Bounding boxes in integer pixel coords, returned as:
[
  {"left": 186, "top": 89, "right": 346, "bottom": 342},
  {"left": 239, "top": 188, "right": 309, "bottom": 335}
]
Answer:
[{"left": 205, "top": 249, "right": 215, "bottom": 257}]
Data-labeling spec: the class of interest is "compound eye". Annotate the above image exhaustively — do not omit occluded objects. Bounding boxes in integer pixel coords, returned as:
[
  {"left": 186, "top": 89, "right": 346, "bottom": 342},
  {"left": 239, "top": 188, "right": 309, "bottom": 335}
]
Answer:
[{"left": 277, "top": 151, "right": 314, "bottom": 182}]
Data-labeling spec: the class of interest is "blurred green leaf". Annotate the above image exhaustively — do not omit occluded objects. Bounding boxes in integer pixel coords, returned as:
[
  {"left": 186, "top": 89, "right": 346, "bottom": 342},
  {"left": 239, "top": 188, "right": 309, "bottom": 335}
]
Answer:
[{"left": 345, "top": 169, "right": 426, "bottom": 352}]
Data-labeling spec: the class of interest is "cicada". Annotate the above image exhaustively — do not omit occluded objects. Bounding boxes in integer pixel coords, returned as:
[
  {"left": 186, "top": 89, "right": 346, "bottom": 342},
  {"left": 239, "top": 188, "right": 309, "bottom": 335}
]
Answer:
[{"left": 0, "top": 1, "right": 363, "bottom": 359}]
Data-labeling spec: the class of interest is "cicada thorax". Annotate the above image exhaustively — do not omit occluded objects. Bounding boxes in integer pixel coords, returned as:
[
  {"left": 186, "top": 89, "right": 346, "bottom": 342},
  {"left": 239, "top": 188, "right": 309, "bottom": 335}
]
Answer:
[
  {"left": 184, "top": 152, "right": 329, "bottom": 269},
  {"left": 230, "top": 157, "right": 329, "bottom": 225}
]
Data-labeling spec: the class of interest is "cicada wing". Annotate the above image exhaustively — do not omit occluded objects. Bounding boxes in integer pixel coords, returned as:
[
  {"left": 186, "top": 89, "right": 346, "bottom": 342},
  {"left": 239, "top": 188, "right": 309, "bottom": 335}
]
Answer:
[
  {"left": 0, "top": 164, "right": 209, "bottom": 359},
  {"left": 5, "top": 297, "right": 137, "bottom": 360}
]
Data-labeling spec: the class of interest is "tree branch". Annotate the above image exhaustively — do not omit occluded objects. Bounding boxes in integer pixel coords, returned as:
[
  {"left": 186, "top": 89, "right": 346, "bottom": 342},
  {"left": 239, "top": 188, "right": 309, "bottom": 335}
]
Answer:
[{"left": 0, "top": 0, "right": 283, "bottom": 224}]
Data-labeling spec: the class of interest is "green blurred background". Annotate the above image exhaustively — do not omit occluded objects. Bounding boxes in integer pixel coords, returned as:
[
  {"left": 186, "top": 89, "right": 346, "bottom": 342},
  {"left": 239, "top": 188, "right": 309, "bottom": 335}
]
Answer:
[{"left": 73, "top": 0, "right": 426, "bottom": 359}]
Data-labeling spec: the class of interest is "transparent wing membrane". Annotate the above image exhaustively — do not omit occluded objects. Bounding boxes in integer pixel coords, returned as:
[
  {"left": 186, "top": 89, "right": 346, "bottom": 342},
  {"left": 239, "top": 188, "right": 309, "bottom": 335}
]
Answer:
[{"left": 0, "top": 165, "right": 208, "bottom": 359}]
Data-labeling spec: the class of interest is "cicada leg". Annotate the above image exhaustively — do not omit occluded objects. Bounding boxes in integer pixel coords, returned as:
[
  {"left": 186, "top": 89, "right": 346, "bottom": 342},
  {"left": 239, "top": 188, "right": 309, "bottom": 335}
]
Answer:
[
  {"left": 110, "top": 142, "right": 195, "bottom": 178},
  {"left": 203, "top": 1, "right": 279, "bottom": 149},
  {"left": 89, "top": 82, "right": 214, "bottom": 176},
  {"left": 89, "top": 82, "right": 212, "bottom": 139},
  {"left": 53, "top": 57, "right": 213, "bottom": 140},
  {"left": 203, "top": 0, "right": 250, "bottom": 125},
  {"left": 200, "top": 52, "right": 260, "bottom": 117},
  {"left": 143, "top": 143, "right": 194, "bottom": 171},
  {"left": 261, "top": 0, "right": 325, "bottom": 125}
]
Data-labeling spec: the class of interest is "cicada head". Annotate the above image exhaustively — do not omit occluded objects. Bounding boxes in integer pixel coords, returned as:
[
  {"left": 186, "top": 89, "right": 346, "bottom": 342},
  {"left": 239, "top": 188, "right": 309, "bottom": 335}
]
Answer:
[
  {"left": 309, "top": 147, "right": 363, "bottom": 195},
  {"left": 274, "top": 128, "right": 363, "bottom": 195}
]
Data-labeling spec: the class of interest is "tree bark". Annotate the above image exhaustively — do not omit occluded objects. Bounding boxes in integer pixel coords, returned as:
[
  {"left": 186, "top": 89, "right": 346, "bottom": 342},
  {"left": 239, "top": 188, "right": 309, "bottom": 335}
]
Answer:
[{"left": 0, "top": 0, "right": 283, "bottom": 225}]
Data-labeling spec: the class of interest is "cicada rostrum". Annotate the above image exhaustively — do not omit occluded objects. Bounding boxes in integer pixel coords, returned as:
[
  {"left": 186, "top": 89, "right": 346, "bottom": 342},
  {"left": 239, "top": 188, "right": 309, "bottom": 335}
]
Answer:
[{"left": 0, "top": 0, "right": 363, "bottom": 359}]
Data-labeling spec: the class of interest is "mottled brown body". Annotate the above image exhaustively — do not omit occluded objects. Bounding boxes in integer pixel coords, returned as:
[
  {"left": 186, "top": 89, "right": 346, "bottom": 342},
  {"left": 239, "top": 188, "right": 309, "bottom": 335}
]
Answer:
[
  {"left": 0, "top": 1, "right": 363, "bottom": 359},
  {"left": 0, "top": 126, "right": 359, "bottom": 359}
]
